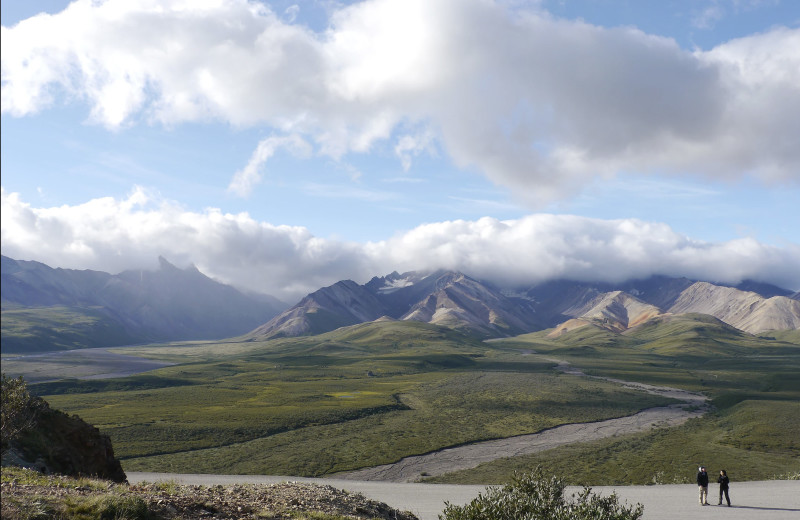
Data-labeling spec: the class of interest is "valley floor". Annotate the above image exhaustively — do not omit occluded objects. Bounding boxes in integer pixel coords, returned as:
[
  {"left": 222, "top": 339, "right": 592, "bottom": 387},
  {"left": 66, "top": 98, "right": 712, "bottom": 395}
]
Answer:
[
  {"left": 336, "top": 360, "right": 708, "bottom": 482},
  {"left": 336, "top": 402, "right": 705, "bottom": 482},
  {"left": 1, "top": 346, "right": 174, "bottom": 383}
]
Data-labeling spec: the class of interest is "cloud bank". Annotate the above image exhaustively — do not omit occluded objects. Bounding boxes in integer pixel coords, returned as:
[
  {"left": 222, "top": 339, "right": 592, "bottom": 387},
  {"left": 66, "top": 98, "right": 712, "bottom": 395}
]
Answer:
[
  {"left": 2, "top": 0, "right": 798, "bottom": 203},
  {"left": 3, "top": 188, "right": 798, "bottom": 301}
]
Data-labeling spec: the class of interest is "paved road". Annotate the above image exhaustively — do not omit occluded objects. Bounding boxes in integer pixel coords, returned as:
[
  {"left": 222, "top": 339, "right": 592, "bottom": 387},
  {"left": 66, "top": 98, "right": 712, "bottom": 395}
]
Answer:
[{"left": 127, "top": 473, "right": 800, "bottom": 520}]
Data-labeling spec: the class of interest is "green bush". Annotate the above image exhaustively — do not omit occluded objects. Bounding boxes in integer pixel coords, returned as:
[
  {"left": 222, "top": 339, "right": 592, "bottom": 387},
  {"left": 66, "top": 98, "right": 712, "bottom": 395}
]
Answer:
[
  {"left": 1, "top": 374, "right": 41, "bottom": 453},
  {"left": 440, "top": 468, "right": 643, "bottom": 520}
]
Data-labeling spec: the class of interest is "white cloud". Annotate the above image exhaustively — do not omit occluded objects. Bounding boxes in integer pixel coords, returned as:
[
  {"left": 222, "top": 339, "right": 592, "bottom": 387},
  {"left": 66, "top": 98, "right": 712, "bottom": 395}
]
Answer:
[
  {"left": 228, "top": 134, "right": 311, "bottom": 197},
  {"left": 3, "top": 189, "right": 799, "bottom": 301},
  {"left": 692, "top": 3, "right": 725, "bottom": 29},
  {"left": 2, "top": 0, "right": 798, "bottom": 203},
  {"left": 283, "top": 4, "right": 300, "bottom": 24},
  {"left": 395, "top": 127, "right": 437, "bottom": 171},
  {"left": 0, "top": 187, "right": 374, "bottom": 301}
]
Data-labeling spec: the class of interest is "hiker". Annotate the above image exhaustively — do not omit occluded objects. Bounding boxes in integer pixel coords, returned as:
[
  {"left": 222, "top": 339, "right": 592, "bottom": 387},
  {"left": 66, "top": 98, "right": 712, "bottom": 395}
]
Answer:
[
  {"left": 696, "top": 466, "right": 709, "bottom": 505},
  {"left": 718, "top": 469, "right": 731, "bottom": 506}
]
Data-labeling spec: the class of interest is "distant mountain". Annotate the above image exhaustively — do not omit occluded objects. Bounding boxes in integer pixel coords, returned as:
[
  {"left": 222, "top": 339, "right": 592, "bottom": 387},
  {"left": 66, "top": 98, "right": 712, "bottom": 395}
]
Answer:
[
  {"left": 249, "top": 279, "right": 388, "bottom": 338},
  {"left": 399, "top": 272, "right": 537, "bottom": 335},
  {"left": 734, "top": 279, "right": 794, "bottom": 299},
  {"left": 667, "top": 282, "right": 800, "bottom": 334},
  {"left": 250, "top": 271, "right": 800, "bottom": 340},
  {"left": 1, "top": 256, "right": 286, "bottom": 352},
  {"left": 547, "top": 291, "right": 662, "bottom": 338},
  {"left": 5, "top": 255, "right": 797, "bottom": 349},
  {"left": 250, "top": 270, "right": 539, "bottom": 339}
]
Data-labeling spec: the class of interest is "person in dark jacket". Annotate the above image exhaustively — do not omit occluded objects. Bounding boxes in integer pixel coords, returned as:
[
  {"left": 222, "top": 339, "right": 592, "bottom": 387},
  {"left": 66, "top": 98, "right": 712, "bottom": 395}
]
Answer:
[
  {"left": 718, "top": 469, "right": 731, "bottom": 506},
  {"left": 697, "top": 466, "right": 709, "bottom": 505}
]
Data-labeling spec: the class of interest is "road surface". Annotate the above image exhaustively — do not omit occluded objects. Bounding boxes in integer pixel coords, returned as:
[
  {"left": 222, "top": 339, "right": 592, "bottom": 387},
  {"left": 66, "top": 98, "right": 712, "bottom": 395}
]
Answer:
[{"left": 127, "top": 473, "right": 800, "bottom": 520}]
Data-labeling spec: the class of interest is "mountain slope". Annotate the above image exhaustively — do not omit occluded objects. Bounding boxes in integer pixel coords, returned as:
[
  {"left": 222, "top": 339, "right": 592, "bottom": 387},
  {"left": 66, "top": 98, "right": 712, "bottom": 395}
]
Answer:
[
  {"left": 251, "top": 270, "right": 799, "bottom": 340},
  {"left": 548, "top": 291, "right": 663, "bottom": 337},
  {"left": 251, "top": 271, "right": 539, "bottom": 339},
  {"left": 1, "top": 256, "right": 286, "bottom": 352},
  {"left": 400, "top": 272, "right": 536, "bottom": 335},
  {"left": 668, "top": 282, "right": 800, "bottom": 334},
  {"left": 249, "top": 280, "right": 388, "bottom": 339}
]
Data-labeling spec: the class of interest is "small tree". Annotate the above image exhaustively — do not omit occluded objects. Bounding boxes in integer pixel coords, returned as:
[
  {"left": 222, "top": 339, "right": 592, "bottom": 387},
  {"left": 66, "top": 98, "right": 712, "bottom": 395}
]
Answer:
[
  {"left": 1, "top": 374, "right": 40, "bottom": 453},
  {"left": 440, "top": 467, "right": 643, "bottom": 520}
]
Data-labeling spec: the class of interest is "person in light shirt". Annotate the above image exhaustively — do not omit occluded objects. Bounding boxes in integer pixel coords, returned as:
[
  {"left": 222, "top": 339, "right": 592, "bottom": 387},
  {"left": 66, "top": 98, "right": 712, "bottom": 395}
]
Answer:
[{"left": 696, "top": 466, "right": 709, "bottom": 505}]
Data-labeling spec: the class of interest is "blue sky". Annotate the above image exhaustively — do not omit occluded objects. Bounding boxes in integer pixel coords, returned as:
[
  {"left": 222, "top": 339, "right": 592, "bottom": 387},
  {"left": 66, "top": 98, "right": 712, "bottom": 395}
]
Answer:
[{"left": 2, "top": 0, "right": 799, "bottom": 299}]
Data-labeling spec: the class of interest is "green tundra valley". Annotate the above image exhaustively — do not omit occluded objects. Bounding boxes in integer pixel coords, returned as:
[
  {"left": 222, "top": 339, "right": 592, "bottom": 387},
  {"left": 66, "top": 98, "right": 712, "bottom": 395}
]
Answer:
[{"left": 19, "top": 316, "right": 799, "bottom": 485}]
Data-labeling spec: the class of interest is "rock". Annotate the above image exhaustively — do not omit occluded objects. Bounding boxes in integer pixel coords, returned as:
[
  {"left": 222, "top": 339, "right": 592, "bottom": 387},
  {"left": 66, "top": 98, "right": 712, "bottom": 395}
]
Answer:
[{"left": 8, "top": 396, "right": 126, "bottom": 482}]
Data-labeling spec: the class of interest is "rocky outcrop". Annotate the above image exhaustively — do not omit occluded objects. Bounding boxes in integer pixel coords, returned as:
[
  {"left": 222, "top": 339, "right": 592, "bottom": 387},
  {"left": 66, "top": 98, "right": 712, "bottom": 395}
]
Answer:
[{"left": 5, "top": 397, "right": 126, "bottom": 482}]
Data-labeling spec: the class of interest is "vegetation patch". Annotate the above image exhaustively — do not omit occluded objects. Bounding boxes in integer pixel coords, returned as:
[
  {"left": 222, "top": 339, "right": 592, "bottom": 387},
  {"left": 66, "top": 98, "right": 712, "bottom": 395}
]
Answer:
[{"left": 440, "top": 467, "right": 643, "bottom": 520}]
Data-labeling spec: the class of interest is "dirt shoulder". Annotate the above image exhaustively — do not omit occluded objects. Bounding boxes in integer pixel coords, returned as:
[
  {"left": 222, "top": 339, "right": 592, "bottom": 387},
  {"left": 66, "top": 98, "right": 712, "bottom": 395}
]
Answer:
[{"left": 1, "top": 467, "right": 419, "bottom": 520}]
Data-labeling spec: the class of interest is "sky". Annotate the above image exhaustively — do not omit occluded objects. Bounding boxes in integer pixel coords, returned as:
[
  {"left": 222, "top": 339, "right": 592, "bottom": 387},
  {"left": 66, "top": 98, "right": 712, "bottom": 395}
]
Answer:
[{"left": 2, "top": 0, "right": 799, "bottom": 302}]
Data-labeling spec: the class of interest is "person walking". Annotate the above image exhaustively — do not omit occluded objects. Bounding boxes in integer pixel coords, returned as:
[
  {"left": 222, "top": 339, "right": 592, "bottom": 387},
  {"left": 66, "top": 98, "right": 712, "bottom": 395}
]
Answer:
[
  {"left": 697, "top": 466, "right": 710, "bottom": 505},
  {"left": 718, "top": 469, "right": 731, "bottom": 506}
]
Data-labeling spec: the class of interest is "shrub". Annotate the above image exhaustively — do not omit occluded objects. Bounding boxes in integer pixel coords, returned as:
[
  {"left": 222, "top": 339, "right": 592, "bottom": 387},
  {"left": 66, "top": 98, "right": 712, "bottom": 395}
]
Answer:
[
  {"left": 1, "top": 374, "right": 41, "bottom": 453},
  {"left": 440, "top": 467, "right": 643, "bottom": 520}
]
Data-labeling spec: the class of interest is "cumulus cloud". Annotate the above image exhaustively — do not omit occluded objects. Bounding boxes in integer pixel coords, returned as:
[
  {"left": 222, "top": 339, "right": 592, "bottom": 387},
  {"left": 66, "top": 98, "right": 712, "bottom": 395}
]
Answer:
[
  {"left": 3, "top": 189, "right": 799, "bottom": 301},
  {"left": 2, "top": 0, "right": 798, "bottom": 204},
  {"left": 0, "top": 187, "right": 373, "bottom": 301}
]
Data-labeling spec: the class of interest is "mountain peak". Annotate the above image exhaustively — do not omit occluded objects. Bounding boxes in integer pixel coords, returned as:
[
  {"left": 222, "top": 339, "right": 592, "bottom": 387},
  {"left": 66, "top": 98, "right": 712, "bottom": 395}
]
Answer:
[{"left": 157, "top": 255, "right": 179, "bottom": 271}]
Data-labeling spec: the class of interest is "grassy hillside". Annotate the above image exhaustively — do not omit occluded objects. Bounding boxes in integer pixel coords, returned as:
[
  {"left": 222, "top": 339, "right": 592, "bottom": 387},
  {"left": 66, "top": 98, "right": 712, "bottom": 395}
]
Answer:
[{"left": 1, "top": 306, "right": 143, "bottom": 353}]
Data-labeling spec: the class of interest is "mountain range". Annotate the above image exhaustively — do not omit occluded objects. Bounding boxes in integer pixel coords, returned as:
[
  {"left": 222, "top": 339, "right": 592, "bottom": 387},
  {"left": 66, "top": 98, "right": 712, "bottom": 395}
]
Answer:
[
  {"left": 3, "top": 256, "right": 799, "bottom": 353},
  {"left": 251, "top": 270, "right": 800, "bottom": 340},
  {"left": 1, "top": 255, "right": 286, "bottom": 352}
]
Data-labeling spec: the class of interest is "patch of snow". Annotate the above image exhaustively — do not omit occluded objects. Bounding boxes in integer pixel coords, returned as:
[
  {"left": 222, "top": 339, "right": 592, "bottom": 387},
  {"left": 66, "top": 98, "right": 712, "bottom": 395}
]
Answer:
[
  {"left": 501, "top": 289, "right": 537, "bottom": 303},
  {"left": 377, "top": 278, "right": 414, "bottom": 293}
]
